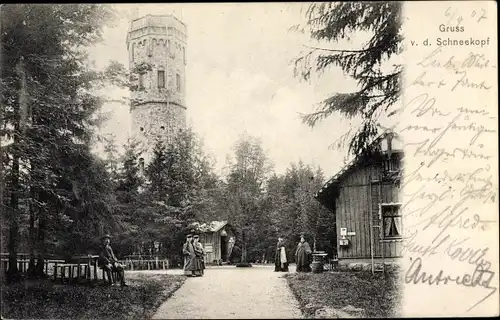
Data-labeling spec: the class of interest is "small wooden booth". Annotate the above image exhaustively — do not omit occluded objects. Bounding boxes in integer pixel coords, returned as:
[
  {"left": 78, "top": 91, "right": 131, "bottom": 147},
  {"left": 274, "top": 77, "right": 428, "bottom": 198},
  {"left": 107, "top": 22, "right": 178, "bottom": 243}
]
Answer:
[
  {"left": 190, "top": 221, "right": 235, "bottom": 265},
  {"left": 315, "top": 131, "right": 404, "bottom": 272}
]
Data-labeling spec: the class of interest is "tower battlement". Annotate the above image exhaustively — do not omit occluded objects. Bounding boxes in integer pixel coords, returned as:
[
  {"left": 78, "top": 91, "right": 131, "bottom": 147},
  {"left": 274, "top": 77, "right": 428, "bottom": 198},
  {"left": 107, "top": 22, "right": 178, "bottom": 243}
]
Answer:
[
  {"left": 127, "top": 14, "right": 187, "bottom": 44},
  {"left": 127, "top": 14, "right": 187, "bottom": 163}
]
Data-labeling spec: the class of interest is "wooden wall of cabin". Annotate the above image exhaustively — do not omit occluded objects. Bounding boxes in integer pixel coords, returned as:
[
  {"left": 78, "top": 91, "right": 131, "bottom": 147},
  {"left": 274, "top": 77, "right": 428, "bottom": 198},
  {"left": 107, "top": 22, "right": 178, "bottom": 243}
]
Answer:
[
  {"left": 335, "top": 163, "right": 370, "bottom": 259},
  {"left": 199, "top": 227, "right": 234, "bottom": 264},
  {"left": 336, "top": 153, "right": 403, "bottom": 260},
  {"left": 199, "top": 232, "right": 221, "bottom": 264}
]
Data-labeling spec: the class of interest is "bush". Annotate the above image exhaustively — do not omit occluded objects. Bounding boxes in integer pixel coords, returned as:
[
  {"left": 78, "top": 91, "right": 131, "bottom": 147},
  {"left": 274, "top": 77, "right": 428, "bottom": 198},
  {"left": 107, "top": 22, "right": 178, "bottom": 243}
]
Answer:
[{"left": 235, "top": 262, "right": 252, "bottom": 268}]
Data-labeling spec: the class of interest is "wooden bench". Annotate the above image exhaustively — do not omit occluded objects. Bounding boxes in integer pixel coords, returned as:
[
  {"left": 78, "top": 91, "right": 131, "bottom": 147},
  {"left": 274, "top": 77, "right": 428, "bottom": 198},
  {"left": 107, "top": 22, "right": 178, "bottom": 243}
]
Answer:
[
  {"left": 101, "top": 267, "right": 119, "bottom": 284},
  {"left": 53, "top": 255, "right": 100, "bottom": 283}
]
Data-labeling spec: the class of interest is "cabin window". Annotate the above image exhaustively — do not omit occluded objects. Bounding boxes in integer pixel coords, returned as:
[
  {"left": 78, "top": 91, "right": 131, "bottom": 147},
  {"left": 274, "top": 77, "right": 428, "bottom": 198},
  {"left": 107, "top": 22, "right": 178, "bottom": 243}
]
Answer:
[
  {"left": 158, "top": 70, "right": 165, "bottom": 88},
  {"left": 380, "top": 203, "right": 402, "bottom": 239}
]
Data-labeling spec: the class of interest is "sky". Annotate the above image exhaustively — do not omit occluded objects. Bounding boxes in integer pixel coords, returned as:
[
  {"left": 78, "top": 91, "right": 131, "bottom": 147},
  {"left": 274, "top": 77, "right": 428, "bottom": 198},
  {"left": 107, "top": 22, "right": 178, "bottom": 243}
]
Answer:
[{"left": 89, "top": 3, "right": 362, "bottom": 177}]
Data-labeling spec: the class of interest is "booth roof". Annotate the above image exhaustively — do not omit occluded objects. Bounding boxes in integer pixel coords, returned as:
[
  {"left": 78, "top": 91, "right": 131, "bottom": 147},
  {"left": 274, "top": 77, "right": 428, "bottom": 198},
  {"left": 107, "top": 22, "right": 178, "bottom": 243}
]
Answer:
[{"left": 190, "top": 220, "right": 228, "bottom": 233}]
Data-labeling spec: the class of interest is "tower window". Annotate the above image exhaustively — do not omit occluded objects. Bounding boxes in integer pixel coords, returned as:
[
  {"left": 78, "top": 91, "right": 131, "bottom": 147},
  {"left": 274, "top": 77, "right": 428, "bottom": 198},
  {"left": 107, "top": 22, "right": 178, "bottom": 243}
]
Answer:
[
  {"left": 131, "top": 43, "right": 135, "bottom": 62},
  {"left": 182, "top": 47, "right": 186, "bottom": 64},
  {"left": 158, "top": 70, "right": 165, "bottom": 88},
  {"left": 140, "top": 127, "right": 144, "bottom": 132},
  {"left": 160, "top": 126, "right": 165, "bottom": 130},
  {"left": 139, "top": 157, "right": 145, "bottom": 171},
  {"left": 176, "top": 73, "right": 181, "bottom": 92},
  {"left": 138, "top": 73, "right": 144, "bottom": 89},
  {"left": 147, "top": 39, "right": 152, "bottom": 57}
]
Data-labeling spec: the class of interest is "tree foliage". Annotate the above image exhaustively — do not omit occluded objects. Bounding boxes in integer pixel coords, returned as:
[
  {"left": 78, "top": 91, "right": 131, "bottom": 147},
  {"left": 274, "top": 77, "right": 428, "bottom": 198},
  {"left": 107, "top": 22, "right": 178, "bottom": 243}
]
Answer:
[
  {"left": 293, "top": 2, "right": 403, "bottom": 156},
  {"left": 264, "top": 162, "right": 336, "bottom": 259},
  {"left": 223, "top": 134, "right": 273, "bottom": 263}
]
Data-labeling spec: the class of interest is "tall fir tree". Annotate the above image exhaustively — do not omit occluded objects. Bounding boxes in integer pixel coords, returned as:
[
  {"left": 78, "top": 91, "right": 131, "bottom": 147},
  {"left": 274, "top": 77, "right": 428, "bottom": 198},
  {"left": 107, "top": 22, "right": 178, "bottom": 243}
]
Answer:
[{"left": 1, "top": 4, "right": 119, "bottom": 280}]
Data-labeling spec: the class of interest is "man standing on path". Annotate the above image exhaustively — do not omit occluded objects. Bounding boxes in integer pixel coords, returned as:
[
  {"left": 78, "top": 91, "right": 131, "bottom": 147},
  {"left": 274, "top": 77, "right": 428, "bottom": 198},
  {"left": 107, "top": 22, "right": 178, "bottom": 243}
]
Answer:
[{"left": 98, "top": 234, "right": 128, "bottom": 286}]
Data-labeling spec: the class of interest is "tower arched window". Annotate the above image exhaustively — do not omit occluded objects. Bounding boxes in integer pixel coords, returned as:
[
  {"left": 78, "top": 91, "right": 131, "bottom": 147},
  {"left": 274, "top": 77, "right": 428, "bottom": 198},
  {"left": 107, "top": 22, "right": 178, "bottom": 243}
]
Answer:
[
  {"left": 147, "top": 39, "right": 152, "bottom": 57},
  {"left": 158, "top": 70, "right": 165, "bottom": 88},
  {"left": 176, "top": 73, "right": 181, "bottom": 92},
  {"left": 138, "top": 73, "right": 144, "bottom": 89}
]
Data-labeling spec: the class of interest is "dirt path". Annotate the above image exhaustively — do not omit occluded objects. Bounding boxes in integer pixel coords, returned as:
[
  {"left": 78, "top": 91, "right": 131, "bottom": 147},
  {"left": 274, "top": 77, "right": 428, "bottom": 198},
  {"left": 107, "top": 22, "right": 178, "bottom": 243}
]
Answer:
[{"left": 151, "top": 266, "right": 303, "bottom": 319}]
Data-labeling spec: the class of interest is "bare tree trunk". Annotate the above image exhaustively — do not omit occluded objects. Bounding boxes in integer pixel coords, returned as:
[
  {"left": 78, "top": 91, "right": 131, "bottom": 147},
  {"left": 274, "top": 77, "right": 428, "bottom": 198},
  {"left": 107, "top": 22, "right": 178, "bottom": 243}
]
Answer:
[
  {"left": 34, "top": 212, "right": 46, "bottom": 276},
  {"left": 6, "top": 60, "right": 23, "bottom": 282},
  {"left": 0, "top": 123, "right": 4, "bottom": 278},
  {"left": 240, "top": 229, "right": 247, "bottom": 263},
  {"left": 6, "top": 154, "right": 20, "bottom": 282},
  {"left": 7, "top": 56, "right": 31, "bottom": 282},
  {"left": 27, "top": 188, "right": 36, "bottom": 276}
]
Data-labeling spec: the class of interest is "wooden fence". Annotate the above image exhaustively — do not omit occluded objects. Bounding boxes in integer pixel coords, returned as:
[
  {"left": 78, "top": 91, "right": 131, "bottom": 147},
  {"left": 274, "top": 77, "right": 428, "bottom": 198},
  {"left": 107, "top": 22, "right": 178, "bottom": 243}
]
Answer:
[
  {"left": 124, "top": 258, "right": 170, "bottom": 270},
  {"left": 1, "top": 258, "right": 66, "bottom": 275},
  {"left": 1, "top": 254, "right": 172, "bottom": 284}
]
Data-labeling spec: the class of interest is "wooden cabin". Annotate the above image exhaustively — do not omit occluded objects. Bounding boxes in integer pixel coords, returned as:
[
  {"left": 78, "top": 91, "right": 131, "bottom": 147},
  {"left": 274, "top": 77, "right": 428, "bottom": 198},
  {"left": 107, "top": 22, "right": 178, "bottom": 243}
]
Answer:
[
  {"left": 315, "top": 131, "right": 404, "bottom": 267},
  {"left": 190, "top": 221, "right": 235, "bottom": 265}
]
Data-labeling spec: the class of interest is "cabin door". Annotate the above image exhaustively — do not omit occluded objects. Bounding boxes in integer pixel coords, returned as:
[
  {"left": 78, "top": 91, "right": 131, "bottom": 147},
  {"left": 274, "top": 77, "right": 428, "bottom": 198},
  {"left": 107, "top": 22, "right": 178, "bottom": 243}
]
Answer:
[{"left": 221, "top": 235, "right": 228, "bottom": 262}]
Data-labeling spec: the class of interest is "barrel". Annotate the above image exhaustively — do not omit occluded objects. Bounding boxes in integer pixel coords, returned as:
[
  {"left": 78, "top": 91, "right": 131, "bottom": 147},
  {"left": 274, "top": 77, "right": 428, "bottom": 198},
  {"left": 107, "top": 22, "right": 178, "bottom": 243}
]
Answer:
[{"left": 311, "top": 261, "right": 323, "bottom": 273}]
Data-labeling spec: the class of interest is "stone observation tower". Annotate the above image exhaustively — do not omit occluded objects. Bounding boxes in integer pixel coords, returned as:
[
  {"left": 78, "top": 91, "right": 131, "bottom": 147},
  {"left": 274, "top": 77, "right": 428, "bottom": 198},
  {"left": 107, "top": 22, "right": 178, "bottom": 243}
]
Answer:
[{"left": 126, "top": 14, "right": 187, "bottom": 163}]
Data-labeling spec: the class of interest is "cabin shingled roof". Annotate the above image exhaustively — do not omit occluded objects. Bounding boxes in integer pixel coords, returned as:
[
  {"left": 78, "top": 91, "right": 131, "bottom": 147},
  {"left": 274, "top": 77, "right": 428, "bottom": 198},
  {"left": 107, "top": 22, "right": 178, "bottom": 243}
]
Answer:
[
  {"left": 190, "top": 220, "right": 228, "bottom": 233},
  {"left": 315, "top": 129, "right": 402, "bottom": 199}
]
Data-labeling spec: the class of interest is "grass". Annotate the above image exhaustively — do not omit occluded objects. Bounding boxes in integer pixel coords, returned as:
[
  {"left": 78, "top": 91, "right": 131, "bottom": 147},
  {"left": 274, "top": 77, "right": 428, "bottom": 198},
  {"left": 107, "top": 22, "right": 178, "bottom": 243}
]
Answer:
[
  {"left": 286, "top": 271, "right": 402, "bottom": 318},
  {"left": 1, "top": 273, "right": 186, "bottom": 319}
]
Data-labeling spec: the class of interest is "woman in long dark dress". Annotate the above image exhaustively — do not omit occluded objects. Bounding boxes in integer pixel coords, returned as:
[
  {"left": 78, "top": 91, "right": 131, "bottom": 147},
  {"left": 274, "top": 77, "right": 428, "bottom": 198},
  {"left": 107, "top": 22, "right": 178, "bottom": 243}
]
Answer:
[
  {"left": 295, "top": 234, "right": 312, "bottom": 272},
  {"left": 193, "top": 235, "right": 206, "bottom": 276},
  {"left": 183, "top": 234, "right": 201, "bottom": 277},
  {"left": 274, "top": 237, "right": 289, "bottom": 272}
]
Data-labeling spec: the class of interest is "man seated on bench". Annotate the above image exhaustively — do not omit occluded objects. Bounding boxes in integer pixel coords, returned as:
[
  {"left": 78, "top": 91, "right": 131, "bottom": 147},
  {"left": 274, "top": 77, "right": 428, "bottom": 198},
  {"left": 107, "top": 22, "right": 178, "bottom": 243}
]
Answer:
[{"left": 98, "top": 234, "right": 128, "bottom": 287}]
